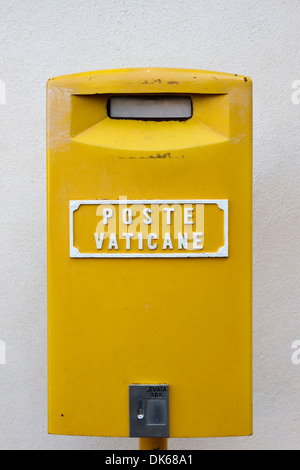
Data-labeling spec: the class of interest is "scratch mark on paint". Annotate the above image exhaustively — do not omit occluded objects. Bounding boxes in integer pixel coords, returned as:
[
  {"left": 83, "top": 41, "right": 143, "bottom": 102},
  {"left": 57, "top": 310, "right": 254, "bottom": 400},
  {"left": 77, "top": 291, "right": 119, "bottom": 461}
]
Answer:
[
  {"left": 231, "top": 133, "right": 246, "bottom": 144},
  {"left": 141, "top": 79, "right": 162, "bottom": 85}
]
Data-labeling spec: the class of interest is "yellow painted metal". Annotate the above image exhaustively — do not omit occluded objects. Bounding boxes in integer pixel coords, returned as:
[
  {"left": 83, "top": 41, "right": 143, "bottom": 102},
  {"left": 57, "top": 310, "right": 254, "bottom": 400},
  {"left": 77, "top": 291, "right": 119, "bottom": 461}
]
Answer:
[
  {"left": 139, "top": 438, "right": 168, "bottom": 450},
  {"left": 47, "top": 68, "right": 252, "bottom": 438}
]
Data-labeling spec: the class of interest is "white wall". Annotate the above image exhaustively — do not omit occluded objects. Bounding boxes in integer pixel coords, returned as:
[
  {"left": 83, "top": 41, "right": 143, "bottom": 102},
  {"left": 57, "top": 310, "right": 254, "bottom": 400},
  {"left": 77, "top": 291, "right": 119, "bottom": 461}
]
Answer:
[{"left": 0, "top": 0, "right": 299, "bottom": 450}]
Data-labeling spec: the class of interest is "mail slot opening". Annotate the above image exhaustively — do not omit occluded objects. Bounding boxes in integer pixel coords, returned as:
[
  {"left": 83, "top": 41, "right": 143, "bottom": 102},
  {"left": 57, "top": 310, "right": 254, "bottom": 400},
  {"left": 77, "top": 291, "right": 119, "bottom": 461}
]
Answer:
[{"left": 108, "top": 95, "right": 193, "bottom": 121}]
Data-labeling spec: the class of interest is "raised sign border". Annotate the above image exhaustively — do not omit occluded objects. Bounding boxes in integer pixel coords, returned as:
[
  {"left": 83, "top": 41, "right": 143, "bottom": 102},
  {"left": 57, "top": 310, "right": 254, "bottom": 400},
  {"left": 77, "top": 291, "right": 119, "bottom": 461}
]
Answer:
[{"left": 69, "top": 199, "right": 228, "bottom": 258}]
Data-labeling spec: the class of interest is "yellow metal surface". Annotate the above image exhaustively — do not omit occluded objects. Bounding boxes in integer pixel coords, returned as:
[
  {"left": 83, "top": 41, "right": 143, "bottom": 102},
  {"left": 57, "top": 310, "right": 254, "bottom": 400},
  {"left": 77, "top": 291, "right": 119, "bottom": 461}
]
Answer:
[{"left": 47, "top": 68, "right": 252, "bottom": 438}]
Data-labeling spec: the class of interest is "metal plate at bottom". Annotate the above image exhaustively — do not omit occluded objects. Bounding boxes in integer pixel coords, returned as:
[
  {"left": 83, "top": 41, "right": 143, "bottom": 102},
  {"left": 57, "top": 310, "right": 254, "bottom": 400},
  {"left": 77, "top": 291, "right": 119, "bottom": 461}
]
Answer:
[{"left": 129, "top": 385, "right": 169, "bottom": 438}]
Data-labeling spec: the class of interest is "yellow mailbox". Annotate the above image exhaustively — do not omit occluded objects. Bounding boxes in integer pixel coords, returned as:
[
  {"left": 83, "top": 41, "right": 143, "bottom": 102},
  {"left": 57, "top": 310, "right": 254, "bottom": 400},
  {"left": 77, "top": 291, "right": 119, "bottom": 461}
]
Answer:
[{"left": 47, "top": 68, "right": 252, "bottom": 439}]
